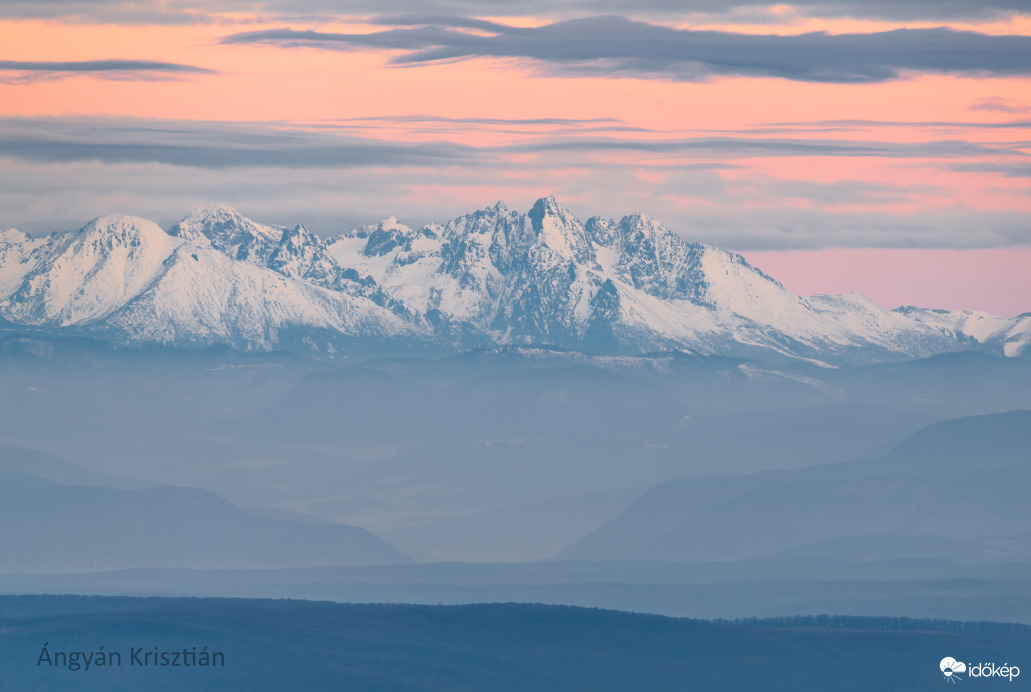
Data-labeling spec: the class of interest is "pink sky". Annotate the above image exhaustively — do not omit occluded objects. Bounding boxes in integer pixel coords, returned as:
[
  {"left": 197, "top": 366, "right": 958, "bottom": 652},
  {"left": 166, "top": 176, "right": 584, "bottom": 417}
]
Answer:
[
  {"left": 0, "top": 7, "right": 1029, "bottom": 315},
  {"left": 745, "top": 248, "right": 1031, "bottom": 316}
]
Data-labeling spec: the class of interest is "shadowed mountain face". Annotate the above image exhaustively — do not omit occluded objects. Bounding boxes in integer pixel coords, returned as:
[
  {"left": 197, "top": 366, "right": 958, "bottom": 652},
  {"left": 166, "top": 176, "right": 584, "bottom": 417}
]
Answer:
[
  {"left": 0, "top": 449, "right": 409, "bottom": 573},
  {"left": 559, "top": 410, "right": 1031, "bottom": 562},
  {"left": 2, "top": 199, "right": 1027, "bottom": 363}
]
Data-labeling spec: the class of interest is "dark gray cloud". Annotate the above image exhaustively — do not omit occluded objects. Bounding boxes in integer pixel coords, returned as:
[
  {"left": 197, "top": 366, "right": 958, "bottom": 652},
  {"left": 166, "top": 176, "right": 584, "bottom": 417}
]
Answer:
[
  {"left": 0, "top": 117, "right": 476, "bottom": 169},
  {"left": 0, "top": 118, "right": 1026, "bottom": 251},
  {"left": 732, "top": 177, "right": 945, "bottom": 207},
  {"left": 950, "top": 162, "right": 1031, "bottom": 178},
  {"left": 505, "top": 135, "right": 1026, "bottom": 160},
  {"left": 0, "top": 59, "right": 214, "bottom": 82},
  {"left": 0, "top": 116, "right": 1022, "bottom": 173},
  {"left": 338, "top": 114, "right": 626, "bottom": 126},
  {"left": 755, "top": 118, "right": 1031, "bottom": 131},
  {"left": 0, "top": 1, "right": 214, "bottom": 24},
  {"left": 365, "top": 14, "right": 514, "bottom": 32},
  {"left": 222, "top": 17, "right": 1031, "bottom": 84},
  {"left": 307, "top": 114, "right": 655, "bottom": 137},
  {"left": 0, "top": 0, "right": 1027, "bottom": 23}
]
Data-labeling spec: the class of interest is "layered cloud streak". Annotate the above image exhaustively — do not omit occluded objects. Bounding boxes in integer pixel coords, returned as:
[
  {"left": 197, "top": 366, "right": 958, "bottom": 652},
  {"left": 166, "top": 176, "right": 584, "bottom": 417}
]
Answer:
[
  {"left": 223, "top": 17, "right": 1031, "bottom": 84},
  {"left": 0, "top": 59, "right": 213, "bottom": 82},
  {"left": 0, "top": 0, "right": 1027, "bottom": 22},
  {"left": 0, "top": 115, "right": 1027, "bottom": 253}
]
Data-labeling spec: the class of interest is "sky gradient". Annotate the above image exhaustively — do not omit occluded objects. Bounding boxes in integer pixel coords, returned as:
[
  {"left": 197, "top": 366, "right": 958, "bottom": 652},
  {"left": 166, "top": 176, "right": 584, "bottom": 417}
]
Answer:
[{"left": 1, "top": 2, "right": 1029, "bottom": 314}]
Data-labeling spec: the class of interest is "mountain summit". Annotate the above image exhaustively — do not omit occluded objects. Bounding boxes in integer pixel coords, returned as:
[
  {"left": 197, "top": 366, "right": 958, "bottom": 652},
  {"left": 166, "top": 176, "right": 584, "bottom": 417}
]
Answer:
[{"left": 1, "top": 198, "right": 1027, "bottom": 363}]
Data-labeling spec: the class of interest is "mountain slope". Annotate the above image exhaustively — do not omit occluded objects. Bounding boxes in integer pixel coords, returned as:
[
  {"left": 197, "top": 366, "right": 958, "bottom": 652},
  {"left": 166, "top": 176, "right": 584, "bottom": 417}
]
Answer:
[
  {"left": 3, "top": 215, "right": 181, "bottom": 325},
  {"left": 558, "top": 410, "right": 1031, "bottom": 562},
  {"left": 898, "top": 306, "right": 1031, "bottom": 358},
  {"left": 327, "top": 197, "right": 1019, "bottom": 363},
  {"left": 1, "top": 213, "right": 422, "bottom": 351},
  {"left": 0, "top": 450, "right": 410, "bottom": 572}
]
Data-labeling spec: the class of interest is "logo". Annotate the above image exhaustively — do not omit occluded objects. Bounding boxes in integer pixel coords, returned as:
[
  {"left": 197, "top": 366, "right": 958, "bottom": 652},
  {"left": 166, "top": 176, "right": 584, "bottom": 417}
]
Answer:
[
  {"left": 940, "top": 657, "right": 1021, "bottom": 683},
  {"left": 941, "top": 657, "right": 967, "bottom": 683}
]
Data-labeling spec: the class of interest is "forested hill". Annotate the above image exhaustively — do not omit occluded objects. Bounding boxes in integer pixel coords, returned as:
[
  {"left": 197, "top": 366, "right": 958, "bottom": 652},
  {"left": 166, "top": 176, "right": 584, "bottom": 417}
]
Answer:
[{"left": 1, "top": 596, "right": 1027, "bottom": 691}]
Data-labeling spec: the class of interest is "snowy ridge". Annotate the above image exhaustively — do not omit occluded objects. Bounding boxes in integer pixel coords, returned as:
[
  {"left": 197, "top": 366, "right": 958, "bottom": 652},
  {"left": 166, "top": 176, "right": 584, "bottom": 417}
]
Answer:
[
  {"left": 106, "top": 244, "right": 416, "bottom": 350},
  {"left": 0, "top": 228, "right": 51, "bottom": 297},
  {"left": 4, "top": 216, "right": 181, "bottom": 326},
  {"left": 0, "top": 212, "right": 421, "bottom": 352},
  {"left": 897, "top": 306, "right": 1031, "bottom": 358},
  {"left": 169, "top": 204, "right": 282, "bottom": 264},
  {"left": 327, "top": 196, "right": 1010, "bottom": 362},
  {"left": 0, "top": 198, "right": 1027, "bottom": 362}
]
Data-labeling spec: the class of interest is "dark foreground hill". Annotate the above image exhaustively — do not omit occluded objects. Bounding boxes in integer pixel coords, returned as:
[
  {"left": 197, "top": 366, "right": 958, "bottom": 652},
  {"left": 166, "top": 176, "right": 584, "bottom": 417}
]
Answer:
[{"left": 0, "top": 596, "right": 1028, "bottom": 691}]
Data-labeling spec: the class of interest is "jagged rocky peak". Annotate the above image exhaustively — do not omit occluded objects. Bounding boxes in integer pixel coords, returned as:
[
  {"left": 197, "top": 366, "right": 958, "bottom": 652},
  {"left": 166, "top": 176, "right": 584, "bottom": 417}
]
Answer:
[
  {"left": 432, "top": 201, "right": 530, "bottom": 281},
  {"left": 585, "top": 216, "right": 619, "bottom": 247},
  {"left": 168, "top": 205, "right": 284, "bottom": 263},
  {"left": 585, "top": 210, "right": 683, "bottom": 253},
  {"left": 344, "top": 216, "right": 404, "bottom": 240},
  {"left": 618, "top": 211, "right": 675, "bottom": 243},
  {"left": 362, "top": 217, "right": 421, "bottom": 257},
  {"left": 277, "top": 223, "right": 318, "bottom": 250},
  {"left": 585, "top": 211, "right": 707, "bottom": 302},
  {"left": 270, "top": 223, "right": 323, "bottom": 267},
  {"left": 269, "top": 223, "right": 346, "bottom": 286},
  {"left": 527, "top": 196, "right": 595, "bottom": 265}
]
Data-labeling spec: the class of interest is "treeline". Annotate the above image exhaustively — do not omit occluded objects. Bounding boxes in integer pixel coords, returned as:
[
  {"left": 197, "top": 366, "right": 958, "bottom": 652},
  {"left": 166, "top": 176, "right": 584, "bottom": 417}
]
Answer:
[{"left": 716, "top": 613, "right": 1030, "bottom": 635}]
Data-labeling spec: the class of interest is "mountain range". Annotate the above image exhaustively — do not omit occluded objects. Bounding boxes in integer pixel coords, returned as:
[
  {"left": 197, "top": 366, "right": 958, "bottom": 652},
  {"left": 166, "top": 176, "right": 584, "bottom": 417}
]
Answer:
[{"left": 1, "top": 197, "right": 1027, "bottom": 364}]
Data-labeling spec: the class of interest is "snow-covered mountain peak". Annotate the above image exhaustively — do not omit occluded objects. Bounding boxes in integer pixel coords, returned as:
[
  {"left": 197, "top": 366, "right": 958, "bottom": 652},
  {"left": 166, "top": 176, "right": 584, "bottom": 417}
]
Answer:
[
  {"left": 191, "top": 202, "right": 237, "bottom": 214},
  {"left": 531, "top": 195, "right": 561, "bottom": 212},
  {"left": 169, "top": 204, "right": 246, "bottom": 234},
  {"left": 168, "top": 206, "right": 284, "bottom": 264},
  {"left": 378, "top": 216, "right": 409, "bottom": 232},
  {"left": 3, "top": 214, "right": 183, "bottom": 326},
  {"left": 275, "top": 223, "right": 316, "bottom": 253},
  {"left": 362, "top": 218, "right": 427, "bottom": 258},
  {"left": 527, "top": 196, "right": 595, "bottom": 265},
  {"left": 66, "top": 214, "right": 180, "bottom": 264},
  {"left": 1, "top": 228, "right": 28, "bottom": 245},
  {"left": 619, "top": 210, "right": 662, "bottom": 232},
  {"left": 345, "top": 216, "right": 415, "bottom": 239},
  {"left": 269, "top": 223, "right": 336, "bottom": 279},
  {"left": 2, "top": 199, "right": 1027, "bottom": 363},
  {"left": 77, "top": 214, "right": 170, "bottom": 240}
]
